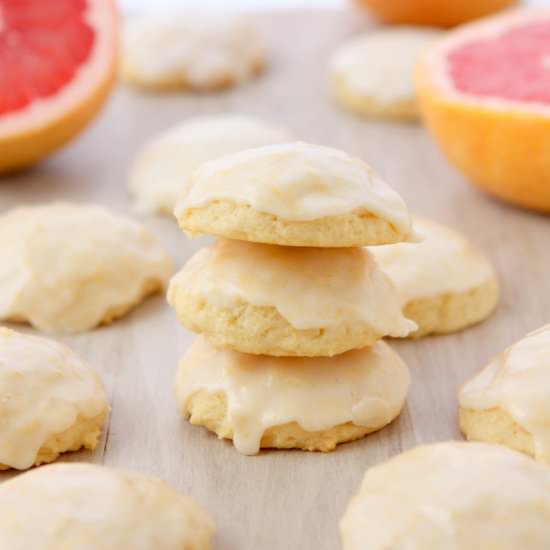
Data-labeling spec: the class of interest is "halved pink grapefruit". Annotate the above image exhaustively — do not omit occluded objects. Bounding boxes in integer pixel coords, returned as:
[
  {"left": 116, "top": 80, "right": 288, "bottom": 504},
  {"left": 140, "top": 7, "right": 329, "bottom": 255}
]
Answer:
[
  {"left": 354, "top": 0, "right": 517, "bottom": 28},
  {"left": 417, "top": 10, "right": 550, "bottom": 212},
  {"left": 0, "top": 0, "right": 118, "bottom": 172}
]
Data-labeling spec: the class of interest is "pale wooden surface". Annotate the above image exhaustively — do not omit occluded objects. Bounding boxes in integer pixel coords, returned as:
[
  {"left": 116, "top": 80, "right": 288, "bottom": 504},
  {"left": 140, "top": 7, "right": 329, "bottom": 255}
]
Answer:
[{"left": 1, "top": 10, "right": 550, "bottom": 550}]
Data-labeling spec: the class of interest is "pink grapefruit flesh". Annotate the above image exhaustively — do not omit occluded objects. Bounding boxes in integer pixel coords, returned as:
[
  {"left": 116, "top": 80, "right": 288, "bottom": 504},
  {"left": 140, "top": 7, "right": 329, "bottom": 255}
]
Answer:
[
  {"left": 447, "top": 20, "right": 550, "bottom": 104},
  {"left": 0, "top": 0, "right": 118, "bottom": 172}
]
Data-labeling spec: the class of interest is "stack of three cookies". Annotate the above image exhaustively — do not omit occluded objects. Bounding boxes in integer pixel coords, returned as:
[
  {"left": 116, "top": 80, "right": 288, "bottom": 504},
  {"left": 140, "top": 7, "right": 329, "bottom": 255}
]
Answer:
[{"left": 168, "top": 142, "right": 418, "bottom": 454}]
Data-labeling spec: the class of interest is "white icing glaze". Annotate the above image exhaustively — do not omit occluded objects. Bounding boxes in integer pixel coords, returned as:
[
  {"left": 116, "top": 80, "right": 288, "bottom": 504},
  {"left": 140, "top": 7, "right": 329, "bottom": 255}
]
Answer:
[
  {"left": 0, "top": 463, "right": 216, "bottom": 549},
  {"left": 175, "top": 142, "right": 414, "bottom": 237},
  {"left": 123, "top": 15, "right": 264, "bottom": 89},
  {"left": 329, "top": 27, "right": 440, "bottom": 104},
  {"left": 369, "top": 216, "right": 495, "bottom": 305},
  {"left": 0, "top": 328, "right": 108, "bottom": 470},
  {"left": 168, "top": 239, "right": 416, "bottom": 336},
  {"left": 130, "top": 115, "right": 290, "bottom": 214},
  {"left": 460, "top": 324, "right": 550, "bottom": 463},
  {"left": 341, "top": 442, "right": 550, "bottom": 550},
  {"left": 0, "top": 202, "right": 172, "bottom": 333},
  {"left": 176, "top": 336, "right": 410, "bottom": 455}
]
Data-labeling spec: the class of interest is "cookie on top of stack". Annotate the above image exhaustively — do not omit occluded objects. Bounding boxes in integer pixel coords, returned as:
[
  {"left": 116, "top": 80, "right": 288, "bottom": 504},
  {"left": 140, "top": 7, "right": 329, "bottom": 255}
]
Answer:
[{"left": 168, "top": 142, "right": 417, "bottom": 454}]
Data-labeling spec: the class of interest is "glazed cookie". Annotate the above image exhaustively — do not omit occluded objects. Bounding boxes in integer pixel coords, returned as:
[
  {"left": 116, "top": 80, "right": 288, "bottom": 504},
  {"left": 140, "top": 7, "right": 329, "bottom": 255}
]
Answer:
[
  {"left": 369, "top": 216, "right": 498, "bottom": 338},
  {"left": 329, "top": 27, "right": 440, "bottom": 120},
  {"left": 0, "top": 202, "right": 172, "bottom": 333},
  {"left": 340, "top": 442, "right": 550, "bottom": 550},
  {"left": 122, "top": 15, "right": 265, "bottom": 91},
  {"left": 0, "top": 463, "right": 215, "bottom": 549},
  {"left": 176, "top": 336, "right": 410, "bottom": 455},
  {"left": 130, "top": 115, "right": 289, "bottom": 215},
  {"left": 174, "top": 142, "right": 415, "bottom": 247},
  {"left": 0, "top": 328, "right": 108, "bottom": 470},
  {"left": 168, "top": 239, "right": 416, "bottom": 357},
  {"left": 460, "top": 324, "right": 550, "bottom": 464}
]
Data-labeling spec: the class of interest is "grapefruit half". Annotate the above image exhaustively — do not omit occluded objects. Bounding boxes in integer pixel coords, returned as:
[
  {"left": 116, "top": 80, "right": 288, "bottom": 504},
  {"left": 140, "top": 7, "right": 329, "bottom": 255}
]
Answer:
[
  {"left": 417, "top": 10, "right": 550, "bottom": 212},
  {"left": 0, "top": 0, "right": 118, "bottom": 172},
  {"left": 354, "top": 0, "right": 517, "bottom": 28}
]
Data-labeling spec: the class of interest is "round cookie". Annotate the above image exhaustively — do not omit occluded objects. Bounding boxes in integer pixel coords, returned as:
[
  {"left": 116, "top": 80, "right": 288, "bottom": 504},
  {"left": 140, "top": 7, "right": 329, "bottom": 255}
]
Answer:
[
  {"left": 129, "top": 115, "right": 289, "bottom": 215},
  {"left": 340, "top": 441, "right": 550, "bottom": 550},
  {"left": 176, "top": 336, "right": 410, "bottom": 455},
  {"left": 121, "top": 15, "right": 265, "bottom": 91},
  {"left": 459, "top": 324, "right": 550, "bottom": 464},
  {"left": 0, "top": 463, "right": 215, "bottom": 549},
  {"left": 174, "top": 142, "right": 415, "bottom": 247},
  {"left": 167, "top": 239, "right": 416, "bottom": 357},
  {"left": 369, "top": 216, "right": 498, "bottom": 338},
  {"left": 328, "top": 27, "right": 441, "bottom": 120},
  {"left": 0, "top": 327, "right": 108, "bottom": 470},
  {"left": 0, "top": 202, "right": 172, "bottom": 333}
]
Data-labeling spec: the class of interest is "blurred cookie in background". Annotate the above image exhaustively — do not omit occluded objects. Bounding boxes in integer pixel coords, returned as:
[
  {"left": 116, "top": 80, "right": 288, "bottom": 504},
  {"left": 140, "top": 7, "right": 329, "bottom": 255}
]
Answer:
[
  {"left": 0, "top": 328, "right": 108, "bottom": 471},
  {"left": 121, "top": 15, "right": 266, "bottom": 91},
  {"left": 340, "top": 441, "right": 550, "bottom": 549},
  {"left": 328, "top": 27, "right": 441, "bottom": 120},
  {"left": 369, "top": 216, "right": 498, "bottom": 338},
  {"left": 460, "top": 324, "right": 550, "bottom": 464},
  {"left": 129, "top": 115, "right": 289, "bottom": 215},
  {"left": 0, "top": 202, "right": 172, "bottom": 333},
  {"left": 0, "top": 463, "right": 216, "bottom": 548}
]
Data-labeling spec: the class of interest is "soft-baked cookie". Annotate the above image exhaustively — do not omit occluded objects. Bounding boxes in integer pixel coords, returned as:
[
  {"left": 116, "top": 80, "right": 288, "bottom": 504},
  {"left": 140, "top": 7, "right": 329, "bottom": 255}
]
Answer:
[
  {"left": 459, "top": 324, "right": 550, "bottom": 464},
  {"left": 0, "top": 327, "right": 108, "bottom": 470},
  {"left": 0, "top": 463, "right": 215, "bottom": 549},
  {"left": 0, "top": 202, "right": 172, "bottom": 333},
  {"left": 176, "top": 336, "right": 410, "bottom": 455},
  {"left": 130, "top": 115, "right": 289, "bottom": 215},
  {"left": 329, "top": 27, "right": 440, "bottom": 120},
  {"left": 340, "top": 441, "right": 550, "bottom": 550},
  {"left": 174, "top": 142, "right": 415, "bottom": 247},
  {"left": 121, "top": 15, "right": 265, "bottom": 91},
  {"left": 168, "top": 239, "right": 416, "bottom": 357},
  {"left": 369, "top": 216, "right": 498, "bottom": 338}
]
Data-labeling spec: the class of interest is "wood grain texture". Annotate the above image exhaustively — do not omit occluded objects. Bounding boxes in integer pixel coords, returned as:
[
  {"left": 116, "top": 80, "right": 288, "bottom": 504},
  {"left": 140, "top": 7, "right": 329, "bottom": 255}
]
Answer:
[{"left": 1, "top": 9, "right": 549, "bottom": 550}]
